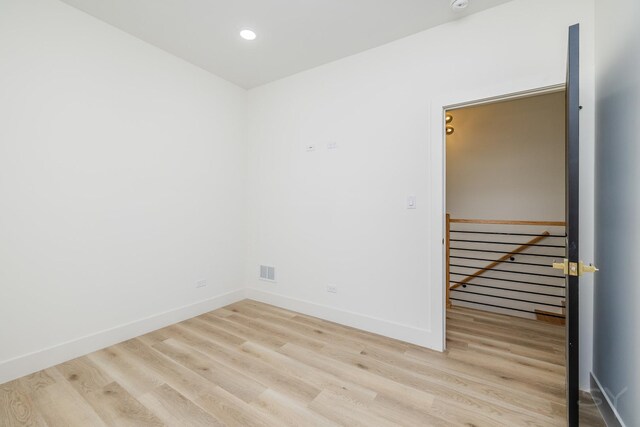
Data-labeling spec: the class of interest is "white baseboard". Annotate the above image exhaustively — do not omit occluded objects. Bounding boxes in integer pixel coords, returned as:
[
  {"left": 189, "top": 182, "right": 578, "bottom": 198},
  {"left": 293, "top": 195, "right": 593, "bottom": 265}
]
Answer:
[
  {"left": 1, "top": 287, "right": 441, "bottom": 386},
  {"left": 590, "top": 372, "right": 627, "bottom": 427},
  {"left": 0, "top": 289, "right": 245, "bottom": 385},
  {"left": 245, "top": 288, "right": 440, "bottom": 350}
]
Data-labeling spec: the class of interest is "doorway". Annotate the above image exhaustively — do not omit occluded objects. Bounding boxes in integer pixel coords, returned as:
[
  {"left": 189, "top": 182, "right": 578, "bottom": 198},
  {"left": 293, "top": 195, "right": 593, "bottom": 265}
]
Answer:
[
  {"left": 443, "top": 88, "right": 575, "bottom": 420},
  {"left": 445, "top": 90, "right": 567, "bottom": 321}
]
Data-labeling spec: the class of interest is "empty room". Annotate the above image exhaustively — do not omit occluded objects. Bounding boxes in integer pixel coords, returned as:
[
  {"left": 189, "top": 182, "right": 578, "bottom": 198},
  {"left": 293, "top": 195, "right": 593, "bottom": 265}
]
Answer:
[{"left": 1, "top": 0, "right": 638, "bottom": 426}]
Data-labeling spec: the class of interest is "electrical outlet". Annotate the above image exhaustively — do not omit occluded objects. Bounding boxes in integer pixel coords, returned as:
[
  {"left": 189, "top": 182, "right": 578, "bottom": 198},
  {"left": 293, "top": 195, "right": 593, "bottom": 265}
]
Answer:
[
  {"left": 195, "top": 279, "right": 208, "bottom": 288},
  {"left": 327, "top": 284, "right": 338, "bottom": 294}
]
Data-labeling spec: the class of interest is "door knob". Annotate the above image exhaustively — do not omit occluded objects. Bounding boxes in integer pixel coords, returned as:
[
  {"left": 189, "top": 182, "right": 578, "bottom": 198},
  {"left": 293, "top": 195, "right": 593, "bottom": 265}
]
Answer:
[
  {"left": 552, "top": 260, "right": 598, "bottom": 276},
  {"left": 552, "top": 259, "right": 569, "bottom": 274},
  {"left": 580, "top": 262, "right": 599, "bottom": 275}
]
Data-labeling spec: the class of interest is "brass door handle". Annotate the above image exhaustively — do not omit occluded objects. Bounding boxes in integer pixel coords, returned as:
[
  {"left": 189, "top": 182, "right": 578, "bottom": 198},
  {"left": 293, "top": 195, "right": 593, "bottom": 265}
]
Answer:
[
  {"left": 552, "top": 260, "right": 569, "bottom": 274},
  {"left": 552, "top": 259, "right": 598, "bottom": 276},
  {"left": 580, "top": 262, "right": 599, "bottom": 275}
]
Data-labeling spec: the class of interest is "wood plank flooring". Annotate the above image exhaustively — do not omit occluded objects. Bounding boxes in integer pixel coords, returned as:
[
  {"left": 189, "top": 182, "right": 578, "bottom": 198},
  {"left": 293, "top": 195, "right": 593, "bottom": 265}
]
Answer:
[{"left": 0, "top": 301, "right": 605, "bottom": 426}]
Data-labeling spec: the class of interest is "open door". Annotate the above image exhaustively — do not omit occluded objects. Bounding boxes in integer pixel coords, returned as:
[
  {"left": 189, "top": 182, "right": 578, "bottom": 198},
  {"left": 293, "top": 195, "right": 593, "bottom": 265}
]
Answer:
[
  {"left": 559, "top": 23, "right": 598, "bottom": 426},
  {"left": 565, "top": 23, "right": 581, "bottom": 426}
]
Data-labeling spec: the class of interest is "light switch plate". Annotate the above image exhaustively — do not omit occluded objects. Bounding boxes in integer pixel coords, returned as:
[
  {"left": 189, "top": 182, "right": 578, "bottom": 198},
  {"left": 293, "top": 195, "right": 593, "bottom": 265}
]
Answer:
[{"left": 407, "top": 196, "right": 417, "bottom": 209}]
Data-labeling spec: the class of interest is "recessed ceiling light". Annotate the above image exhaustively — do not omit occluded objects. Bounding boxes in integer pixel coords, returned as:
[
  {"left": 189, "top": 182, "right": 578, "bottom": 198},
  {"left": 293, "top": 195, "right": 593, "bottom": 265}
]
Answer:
[{"left": 240, "top": 29, "right": 257, "bottom": 41}]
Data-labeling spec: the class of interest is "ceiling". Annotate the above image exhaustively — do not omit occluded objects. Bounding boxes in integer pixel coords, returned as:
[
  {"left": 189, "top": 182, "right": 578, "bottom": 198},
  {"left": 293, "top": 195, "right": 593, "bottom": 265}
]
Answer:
[{"left": 60, "top": 0, "right": 514, "bottom": 89}]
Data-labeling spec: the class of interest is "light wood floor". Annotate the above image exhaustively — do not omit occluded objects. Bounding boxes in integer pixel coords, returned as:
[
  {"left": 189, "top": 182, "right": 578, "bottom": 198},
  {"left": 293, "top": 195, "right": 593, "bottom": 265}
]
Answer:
[{"left": 1, "top": 301, "right": 605, "bottom": 426}]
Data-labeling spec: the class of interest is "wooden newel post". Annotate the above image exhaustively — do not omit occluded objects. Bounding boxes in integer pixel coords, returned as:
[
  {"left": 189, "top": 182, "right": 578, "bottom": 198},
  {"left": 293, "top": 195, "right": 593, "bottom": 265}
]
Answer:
[{"left": 446, "top": 213, "right": 451, "bottom": 309}]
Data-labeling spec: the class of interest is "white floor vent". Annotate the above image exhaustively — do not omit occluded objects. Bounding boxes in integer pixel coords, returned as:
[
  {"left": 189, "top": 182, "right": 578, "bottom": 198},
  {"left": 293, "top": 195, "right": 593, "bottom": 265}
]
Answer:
[{"left": 259, "top": 265, "right": 276, "bottom": 282}]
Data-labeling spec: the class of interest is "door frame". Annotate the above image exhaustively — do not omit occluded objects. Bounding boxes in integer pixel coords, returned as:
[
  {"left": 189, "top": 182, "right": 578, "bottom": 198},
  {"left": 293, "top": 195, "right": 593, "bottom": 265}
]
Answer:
[{"left": 429, "top": 83, "right": 566, "bottom": 352}]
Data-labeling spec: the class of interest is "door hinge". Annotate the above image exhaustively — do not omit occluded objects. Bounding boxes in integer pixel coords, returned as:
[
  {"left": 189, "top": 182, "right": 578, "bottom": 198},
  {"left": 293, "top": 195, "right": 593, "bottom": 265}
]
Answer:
[{"left": 552, "top": 259, "right": 599, "bottom": 276}]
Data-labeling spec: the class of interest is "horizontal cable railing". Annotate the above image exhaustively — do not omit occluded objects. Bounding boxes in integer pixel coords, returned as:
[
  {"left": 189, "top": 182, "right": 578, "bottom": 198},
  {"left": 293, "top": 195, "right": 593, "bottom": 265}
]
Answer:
[{"left": 446, "top": 215, "right": 567, "bottom": 322}]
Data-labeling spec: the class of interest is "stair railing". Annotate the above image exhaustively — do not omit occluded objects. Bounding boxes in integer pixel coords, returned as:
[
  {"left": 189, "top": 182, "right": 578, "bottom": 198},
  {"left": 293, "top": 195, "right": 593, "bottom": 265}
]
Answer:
[{"left": 445, "top": 216, "right": 567, "bottom": 322}]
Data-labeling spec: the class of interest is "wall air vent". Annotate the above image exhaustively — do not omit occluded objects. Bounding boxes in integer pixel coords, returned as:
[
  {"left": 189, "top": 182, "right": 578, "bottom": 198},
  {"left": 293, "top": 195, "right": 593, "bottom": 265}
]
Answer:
[{"left": 259, "top": 265, "right": 276, "bottom": 282}]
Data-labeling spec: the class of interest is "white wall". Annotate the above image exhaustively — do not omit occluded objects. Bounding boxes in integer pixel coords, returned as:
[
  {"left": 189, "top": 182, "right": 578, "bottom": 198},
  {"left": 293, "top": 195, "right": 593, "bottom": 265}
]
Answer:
[
  {"left": 246, "top": 0, "right": 596, "bottom": 388},
  {"left": 447, "top": 92, "right": 566, "bottom": 221},
  {"left": 593, "top": 0, "right": 640, "bottom": 424},
  {"left": 0, "top": 0, "right": 247, "bottom": 383}
]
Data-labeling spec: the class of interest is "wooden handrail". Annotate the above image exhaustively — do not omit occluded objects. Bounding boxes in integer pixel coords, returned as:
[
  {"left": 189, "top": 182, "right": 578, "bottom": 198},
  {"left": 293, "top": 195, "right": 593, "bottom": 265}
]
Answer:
[
  {"left": 449, "top": 231, "right": 551, "bottom": 291},
  {"left": 449, "top": 219, "right": 566, "bottom": 227}
]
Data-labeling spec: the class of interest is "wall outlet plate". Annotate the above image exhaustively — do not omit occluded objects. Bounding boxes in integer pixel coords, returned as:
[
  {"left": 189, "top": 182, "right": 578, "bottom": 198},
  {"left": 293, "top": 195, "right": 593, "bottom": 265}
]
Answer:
[
  {"left": 195, "top": 279, "right": 208, "bottom": 288},
  {"left": 327, "top": 284, "right": 338, "bottom": 294}
]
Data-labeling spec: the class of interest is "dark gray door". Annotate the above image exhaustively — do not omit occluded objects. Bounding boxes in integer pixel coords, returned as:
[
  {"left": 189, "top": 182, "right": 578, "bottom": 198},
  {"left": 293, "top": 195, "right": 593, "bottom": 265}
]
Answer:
[{"left": 565, "top": 23, "right": 580, "bottom": 427}]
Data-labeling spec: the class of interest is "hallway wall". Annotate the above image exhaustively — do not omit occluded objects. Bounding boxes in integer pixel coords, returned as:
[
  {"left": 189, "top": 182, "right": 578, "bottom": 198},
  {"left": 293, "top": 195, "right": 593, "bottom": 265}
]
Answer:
[
  {"left": 593, "top": 0, "right": 640, "bottom": 424},
  {"left": 446, "top": 92, "right": 566, "bottom": 222}
]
